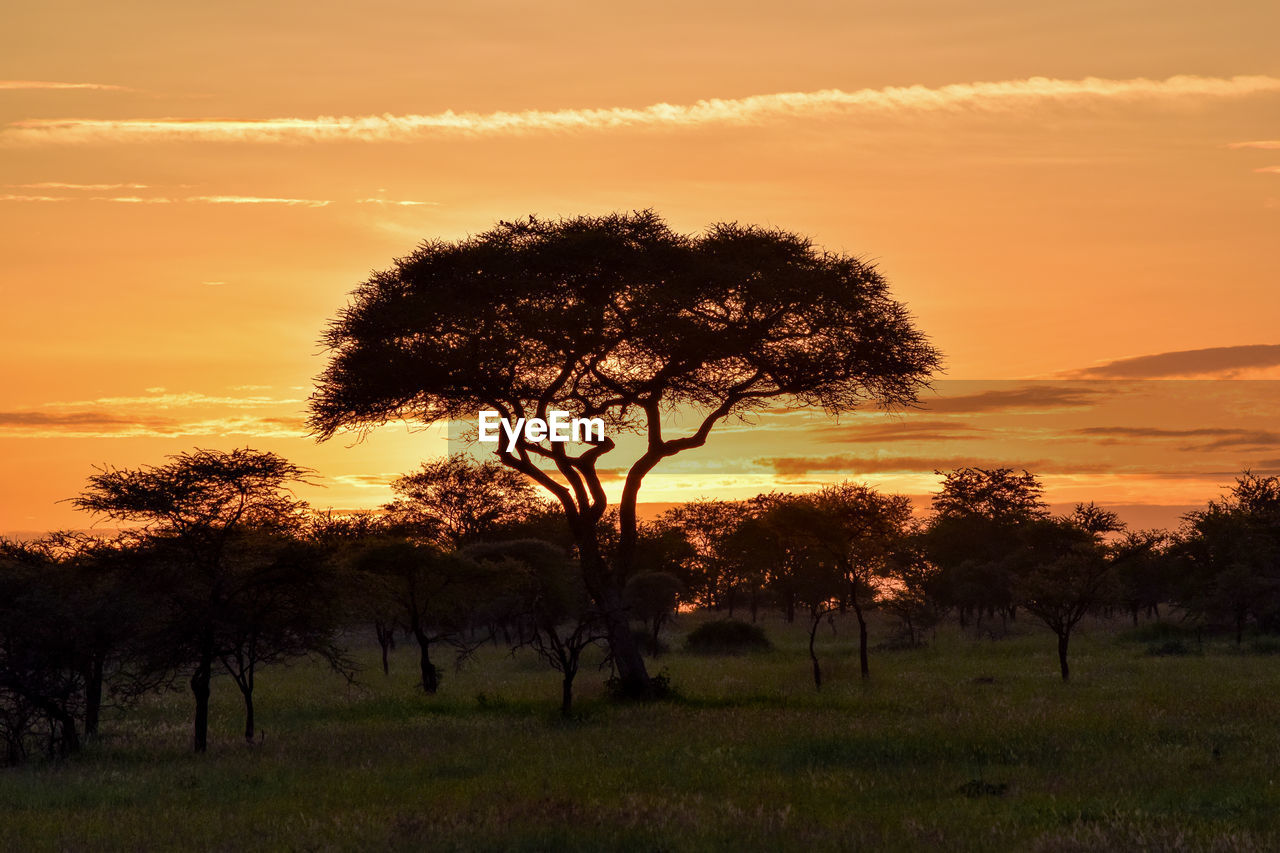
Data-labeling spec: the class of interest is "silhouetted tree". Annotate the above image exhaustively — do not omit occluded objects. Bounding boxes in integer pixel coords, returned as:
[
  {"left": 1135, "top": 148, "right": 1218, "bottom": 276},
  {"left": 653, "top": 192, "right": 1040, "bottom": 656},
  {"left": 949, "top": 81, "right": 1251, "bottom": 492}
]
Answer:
[
  {"left": 0, "top": 540, "right": 83, "bottom": 761},
  {"left": 924, "top": 467, "right": 1050, "bottom": 630},
  {"left": 72, "top": 448, "right": 315, "bottom": 752},
  {"left": 308, "top": 211, "right": 940, "bottom": 697},
  {"left": 1174, "top": 472, "right": 1280, "bottom": 643},
  {"left": 465, "top": 539, "right": 604, "bottom": 716},
  {"left": 351, "top": 538, "right": 494, "bottom": 693},
  {"left": 623, "top": 570, "right": 684, "bottom": 655},
  {"left": 791, "top": 483, "right": 913, "bottom": 679},
  {"left": 385, "top": 454, "right": 543, "bottom": 547},
  {"left": 1015, "top": 517, "right": 1113, "bottom": 681},
  {"left": 659, "top": 500, "right": 751, "bottom": 609}
]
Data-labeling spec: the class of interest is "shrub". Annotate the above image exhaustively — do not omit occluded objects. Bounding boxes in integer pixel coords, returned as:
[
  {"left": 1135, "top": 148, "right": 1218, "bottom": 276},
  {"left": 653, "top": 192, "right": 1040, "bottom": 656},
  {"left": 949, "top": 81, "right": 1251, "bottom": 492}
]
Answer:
[
  {"left": 683, "top": 620, "right": 772, "bottom": 655},
  {"left": 605, "top": 670, "right": 676, "bottom": 701},
  {"left": 1144, "top": 640, "right": 1199, "bottom": 657}
]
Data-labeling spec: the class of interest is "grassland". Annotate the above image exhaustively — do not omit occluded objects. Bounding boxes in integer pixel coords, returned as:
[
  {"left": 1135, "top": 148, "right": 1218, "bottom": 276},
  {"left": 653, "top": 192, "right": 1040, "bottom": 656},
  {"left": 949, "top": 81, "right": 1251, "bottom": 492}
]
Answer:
[{"left": 3, "top": 612, "right": 1279, "bottom": 851}]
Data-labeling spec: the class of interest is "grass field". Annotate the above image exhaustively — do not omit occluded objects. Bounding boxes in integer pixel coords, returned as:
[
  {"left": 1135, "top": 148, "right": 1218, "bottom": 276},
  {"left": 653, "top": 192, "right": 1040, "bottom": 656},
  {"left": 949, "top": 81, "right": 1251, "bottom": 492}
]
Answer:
[{"left": 3, "top": 612, "right": 1279, "bottom": 851}]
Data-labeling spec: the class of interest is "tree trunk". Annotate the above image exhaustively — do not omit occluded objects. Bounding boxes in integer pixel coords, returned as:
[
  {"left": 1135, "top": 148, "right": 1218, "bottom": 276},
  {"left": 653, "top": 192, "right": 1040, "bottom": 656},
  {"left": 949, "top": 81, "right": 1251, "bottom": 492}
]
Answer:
[
  {"left": 191, "top": 645, "right": 213, "bottom": 753},
  {"left": 375, "top": 620, "right": 393, "bottom": 675},
  {"left": 851, "top": 596, "right": 869, "bottom": 679},
  {"left": 241, "top": 685, "right": 255, "bottom": 743},
  {"left": 808, "top": 613, "right": 823, "bottom": 690},
  {"left": 1057, "top": 631, "right": 1070, "bottom": 682},
  {"left": 83, "top": 653, "right": 104, "bottom": 737},
  {"left": 561, "top": 670, "right": 575, "bottom": 717},
  {"left": 600, "top": 588, "right": 651, "bottom": 698},
  {"left": 413, "top": 627, "right": 439, "bottom": 693}
]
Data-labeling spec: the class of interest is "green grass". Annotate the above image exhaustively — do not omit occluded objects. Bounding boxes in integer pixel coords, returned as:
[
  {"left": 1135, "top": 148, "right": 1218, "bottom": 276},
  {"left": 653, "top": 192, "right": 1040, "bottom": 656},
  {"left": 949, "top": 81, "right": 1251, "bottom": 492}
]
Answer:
[{"left": 4, "top": 612, "right": 1280, "bottom": 851}]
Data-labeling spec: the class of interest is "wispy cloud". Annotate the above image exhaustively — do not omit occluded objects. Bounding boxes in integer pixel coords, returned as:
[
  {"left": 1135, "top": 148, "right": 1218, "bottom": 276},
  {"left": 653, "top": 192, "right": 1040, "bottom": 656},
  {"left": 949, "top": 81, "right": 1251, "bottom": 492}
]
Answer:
[
  {"left": 0, "top": 193, "right": 331, "bottom": 206},
  {"left": 4, "top": 182, "right": 150, "bottom": 189},
  {"left": 355, "top": 198, "right": 437, "bottom": 206},
  {"left": 6, "top": 74, "right": 1278, "bottom": 145},
  {"left": 1071, "top": 344, "right": 1280, "bottom": 379},
  {"left": 814, "top": 419, "right": 983, "bottom": 444},
  {"left": 48, "top": 391, "right": 302, "bottom": 409},
  {"left": 0, "top": 391, "right": 308, "bottom": 439},
  {"left": 1073, "top": 426, "right": 1280, "bottom": 451},
  {"left": 923, "top": 385, "right": 1106, "bottom": 414},
  {"left": 1228, "top": 140, "right": 1280, "bottom": 149},
  {"left": 1256, "top": 166, "right": 1280, "bottom": 174},
  {"left": 0, "top": 80, "right": 134, "bottom": 91},
  {"left": 760, "top": 455, "right": 1111, "bottom": 478}
]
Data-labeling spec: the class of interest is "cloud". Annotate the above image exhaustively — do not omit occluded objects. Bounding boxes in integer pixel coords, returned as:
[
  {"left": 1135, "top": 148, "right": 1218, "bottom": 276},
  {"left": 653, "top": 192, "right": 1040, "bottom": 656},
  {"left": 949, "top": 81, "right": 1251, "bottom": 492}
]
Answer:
[
  {"left": 330, "top": 473, "right": 398, "bottom": 489},
  {"left": 1228, "top": 140, "right": 1280, "bottom": 149},
  {"left": 1073, "top": 426, "right": 1280, "bottom": 451},
  {"left": 6, "top": 74, "right": 1278, "bottom": 145},
  {"left": 0, "top": 390, "right": 312, "bottom": 439},
  {"left": 0, "top": 410, "right": 306, "bottom": 440},
  {"left": 48, "top": 391, "right": 302, "bottom": 409},
  {"left": 923, "top": 385, "right": 1105, "bottom": 414},
  {"left": 1256, "top": 166, "right": 1280, "bottom": 174},
  {"left": 814, "top": 419, "right": 984, "bottom": 443},
  {"left": 355, "top": 198, "right": 438, "bottom": 207},
  {"left": 0, "top": 80, "right": 134, "bottom": 91},
  {"left": 1071, "top": 344, "right": 1280, "bottom": 379},
  {"left": 760, "top": 455, "right": 1110, "bottom": 477},
  {"left": 0, "top": 411, "right": 172, "bottom": 429},
  {"left": 4, "top": 182, "right": 150, "bottom": 189},
  {"left": 0, "top": 193, "right": 334, "bottom": 207}
]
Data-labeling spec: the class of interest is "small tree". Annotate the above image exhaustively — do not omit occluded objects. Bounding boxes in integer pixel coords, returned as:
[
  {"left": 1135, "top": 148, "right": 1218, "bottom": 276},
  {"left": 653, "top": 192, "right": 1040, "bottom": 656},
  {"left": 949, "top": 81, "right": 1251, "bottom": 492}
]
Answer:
[
  {"left": 465, "top": 539, "right": 604, "bottom": 717},
  {"left": 1015, "top": 519, "right": 1113, "bottom": 681},
  {"left": 1174, "top": 472, "right": 1280, "bottom": 643},
  {"left": 351, "top": 539, "right": 492, "bottom": 693},
  {"left": 72, "top": 448, "right": 317, "bottom": 753},
  {"left": 793, "top": 483, "right": 912, "bottom": 680},
  {"left": 924, "top": 467, "right": 1050, "bottom": 630},
  {"left": 385, "top": 454, "right": 543, "bottom": 548},
  {"left": 623, "top": 570, "right": 684, "bottom": 656}
]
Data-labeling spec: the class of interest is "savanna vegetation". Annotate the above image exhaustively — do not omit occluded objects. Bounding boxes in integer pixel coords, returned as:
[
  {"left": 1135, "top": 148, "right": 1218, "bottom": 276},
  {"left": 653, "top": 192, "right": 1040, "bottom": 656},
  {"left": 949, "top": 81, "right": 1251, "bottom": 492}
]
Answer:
[
  {"left": 6, "top": 213, "right": 1278, "bottom": 849},
  {"left": 4, "top": 451, "right": 1280, "bottom": 851}
]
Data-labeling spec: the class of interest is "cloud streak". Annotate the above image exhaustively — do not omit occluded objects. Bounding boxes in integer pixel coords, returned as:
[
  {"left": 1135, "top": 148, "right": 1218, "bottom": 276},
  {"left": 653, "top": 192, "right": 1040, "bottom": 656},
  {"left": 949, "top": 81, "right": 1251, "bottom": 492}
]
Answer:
[
  {"left": 0, "top": 193, "right": 332, "bottom": 207},
  {"left": 1073, "top": 426, "right": 1280, "bottom": 451},
  {"left": 1229, "top": 140, "right": 1280, "bottom": 149},
  {"left": 0, "top": 80, "right": 134, "bottom": 91},
  {"left": 1072, "top": 344, "right": 1280, "bottom": 379},
  {"left": 923, "top": 385, "right": 1105, "bottom": 414},
  {"left": 760, "top": 455, "right": 1112, "bottom": 477},
  {"left": 4, "top": 182, "right": 151, "bottom": 190},
  {"left": 6, "top": 74, "right": 1278, "bottom": 145}
]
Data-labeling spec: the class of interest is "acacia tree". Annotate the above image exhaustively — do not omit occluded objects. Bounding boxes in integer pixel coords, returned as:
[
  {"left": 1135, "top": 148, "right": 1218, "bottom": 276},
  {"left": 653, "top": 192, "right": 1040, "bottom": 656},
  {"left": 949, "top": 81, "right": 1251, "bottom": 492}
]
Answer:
[
  {"left": 72, "top": 448, "right": 315, "bottom": 752},
  {"left": 309, "top": 211, "right": 940, "bottom": 696},
  {"left": 385, "top": 454, "right": 544, "bottom": 548},
  {"left": 923, "top": 467, "right": 1051, "bottom": 630},
  {"left": 792, "top": 483, "right": 914, "bottom": 679},
  {"left": 1175, "top": 472, "right": 1280, "bottom": 643}
]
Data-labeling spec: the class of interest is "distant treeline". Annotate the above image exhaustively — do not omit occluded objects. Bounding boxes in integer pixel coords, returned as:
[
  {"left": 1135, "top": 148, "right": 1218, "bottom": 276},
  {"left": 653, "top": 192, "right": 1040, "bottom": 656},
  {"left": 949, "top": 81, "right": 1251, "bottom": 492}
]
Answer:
[{"left": 2, "top": 449, "right": 1278, "bottom": 765}]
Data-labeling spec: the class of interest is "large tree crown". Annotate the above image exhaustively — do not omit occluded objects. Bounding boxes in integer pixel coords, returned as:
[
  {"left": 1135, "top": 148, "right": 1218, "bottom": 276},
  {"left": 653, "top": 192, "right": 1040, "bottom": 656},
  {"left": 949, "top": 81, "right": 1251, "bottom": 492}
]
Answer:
[{"left": 308, "top": 210, "right": 940, "bottom": 439}]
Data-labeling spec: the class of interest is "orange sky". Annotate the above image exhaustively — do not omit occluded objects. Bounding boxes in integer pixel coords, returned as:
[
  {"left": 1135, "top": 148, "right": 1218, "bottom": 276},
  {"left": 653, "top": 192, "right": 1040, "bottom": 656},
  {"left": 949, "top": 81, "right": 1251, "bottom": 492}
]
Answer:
[{"left": 3, "top": 1, "right": 1279, "bottom": 533}]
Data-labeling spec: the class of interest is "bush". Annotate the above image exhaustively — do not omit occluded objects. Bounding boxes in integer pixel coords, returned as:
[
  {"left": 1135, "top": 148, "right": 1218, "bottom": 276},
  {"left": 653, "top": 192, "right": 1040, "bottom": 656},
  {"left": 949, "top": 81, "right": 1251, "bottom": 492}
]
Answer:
[
  {"left": 1144, "top": 640, "right": 1199, "bottom": 657},
  {"left": 604, "top": 671, "right": 677, "bottom": 701},
  {"left": 1118, "top": 621, "right": 1199, "bottom": 645},
  {"left": 683, "top": 620, "right": 772, "bottom": 655}
]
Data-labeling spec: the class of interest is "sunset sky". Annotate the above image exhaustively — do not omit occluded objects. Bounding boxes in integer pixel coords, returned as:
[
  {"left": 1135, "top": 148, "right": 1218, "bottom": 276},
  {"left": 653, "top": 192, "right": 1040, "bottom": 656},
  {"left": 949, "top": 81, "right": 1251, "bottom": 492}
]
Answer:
[{"left": 3, "top": 1, "right": 1279, "bottom": 534}]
